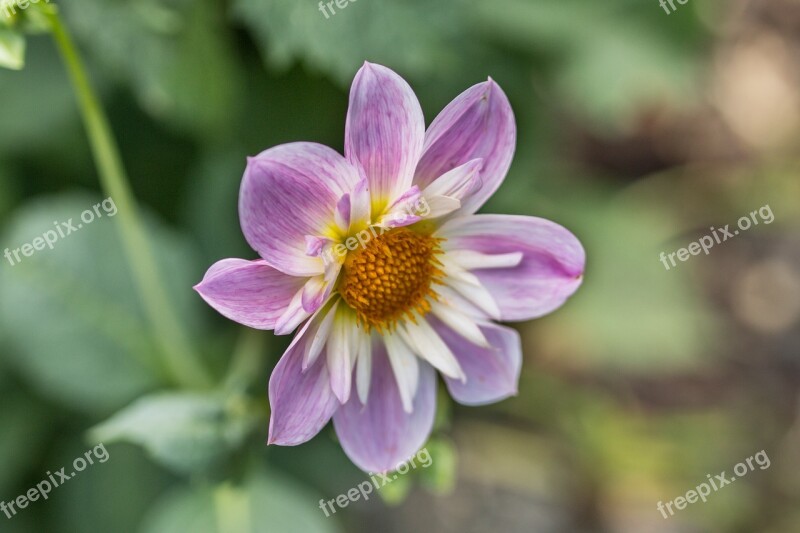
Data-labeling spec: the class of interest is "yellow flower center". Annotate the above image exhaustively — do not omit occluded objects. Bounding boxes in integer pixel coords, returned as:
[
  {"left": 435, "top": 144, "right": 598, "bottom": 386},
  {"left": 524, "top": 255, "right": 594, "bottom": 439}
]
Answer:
[{"left": 339, "top": 227, "right": 444, "bottom": 331}]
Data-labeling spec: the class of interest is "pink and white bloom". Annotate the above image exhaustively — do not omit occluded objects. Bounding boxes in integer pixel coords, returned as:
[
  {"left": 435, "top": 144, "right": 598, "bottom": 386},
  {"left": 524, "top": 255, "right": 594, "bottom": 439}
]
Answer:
[{"left": 194, "top": 62, "right": 585, "bottom": 473}]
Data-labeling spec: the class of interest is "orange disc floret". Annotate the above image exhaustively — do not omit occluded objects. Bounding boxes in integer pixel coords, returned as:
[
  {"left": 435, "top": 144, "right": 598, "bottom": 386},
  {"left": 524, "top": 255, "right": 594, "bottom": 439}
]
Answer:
[{"left": 339, "top": 227, "right": 444, "bottom": 331}]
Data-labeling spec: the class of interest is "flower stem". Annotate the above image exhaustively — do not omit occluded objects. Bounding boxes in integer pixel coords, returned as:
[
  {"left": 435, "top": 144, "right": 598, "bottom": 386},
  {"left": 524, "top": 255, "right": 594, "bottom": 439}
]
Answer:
[
  {"left": 213, "top": 483, "right": 251, "bottom": 533},
  {"left": 48, "top": 12, "right": 211, "bottom": 388}
]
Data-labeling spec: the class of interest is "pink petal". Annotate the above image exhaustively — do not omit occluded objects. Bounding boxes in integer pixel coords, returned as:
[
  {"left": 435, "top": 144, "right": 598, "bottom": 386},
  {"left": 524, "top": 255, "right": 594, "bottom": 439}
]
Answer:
[
  {"left": 422, "top": 158, "right": 483, "bottom": 201},
  {"left": 335, "top": 193, "right": 351, "bottom": 233},
  {"left": 194, "top": 259, "right": 306, "bottom": 330},
  {"left": 301, "top": 275, "right": 331, "bottom": 314},
  {"left": 345, "top": 62, "right": 425, "bottom": 209},
  {"left": 240, "top": 142, "right": 361, "bottom": 276},
  {"left": 274, "top": 287, "right": 311, "bottom": 335},
  {"left": 268, "top": 322, "right": 340, "bottom": 446},
  {"left": 349, "top": 178, "right": 372, "bottom": 229},
  {"left": 304, "top": 235, "right": 329, "bottom": 257},
  {"left": 377, "top": 186, "right": 424, "bottom": 228},
  {"left": 430, "top": 316, "right": 522, "bottom": 406},
  {"left": 302, "top": 252, "right": 342, "bottom": 316},
  {"left": 439, "top": 214, "right": 585, "bottom": 321},
  {"left": 415, "top": 79, "right": 516, "bottom": 215},
  {"left": 333, "top": 339, "right": 436, "bottom": 473}
]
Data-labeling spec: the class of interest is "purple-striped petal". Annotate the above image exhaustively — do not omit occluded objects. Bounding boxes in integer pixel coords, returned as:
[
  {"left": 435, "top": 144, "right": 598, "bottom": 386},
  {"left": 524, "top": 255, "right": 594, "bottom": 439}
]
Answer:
[
  {"left": 240, "top": 142, "right": 361, "bottom": 276},
  {"left": 414, "top": 79, "right": 516, "bottom": 215},
  {"left": 349, "top": 178, "right": 371, "bottom": 229},
  {"left": 194, "top": 259, "right": 306, "bottom": 330},
  {"left": 268, "top": 320, "right": 340, "bottom": 445},
  {"left": 333, "top": 340, "right": 436, "bottom": 473},
  {"left": 335, "top": 193, "right": 351, "bottom": 233},
  {"left": 430, "top": 316, "right": 522, "bottom": 406},
  {"left": 345, "top": 62, "right": 425, "bottom": 210},
  {"left": 439, "top": 214, "right": 585, "bottom": 321},
  {"left": 304, "top": 236, "right": 329, "bottom": 257}
]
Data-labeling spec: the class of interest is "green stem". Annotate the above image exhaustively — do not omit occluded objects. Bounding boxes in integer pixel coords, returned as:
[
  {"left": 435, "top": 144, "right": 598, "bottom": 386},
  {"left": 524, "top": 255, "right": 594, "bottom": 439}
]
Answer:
[
  {"left": 48, "top": 12, "right": 211, "bottom": 388},
  {"left": 213, "top": 483, "right": 251, "bottom": 533}
]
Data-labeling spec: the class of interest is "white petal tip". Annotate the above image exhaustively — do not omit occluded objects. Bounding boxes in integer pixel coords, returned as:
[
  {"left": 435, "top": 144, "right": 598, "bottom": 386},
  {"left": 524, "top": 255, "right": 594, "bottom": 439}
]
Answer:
[
  {"left": 400, "top": 398, "right": 414, "bottom": 414},
  {"left": 334, "top": 390, "right": 351, "bottom": 405}
]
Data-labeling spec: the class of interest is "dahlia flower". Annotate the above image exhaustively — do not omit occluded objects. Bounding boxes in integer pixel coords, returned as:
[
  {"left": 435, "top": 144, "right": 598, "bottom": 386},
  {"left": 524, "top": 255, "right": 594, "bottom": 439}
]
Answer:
[{"left": 195, "top": 62, "right": 585, "bottom": 473}]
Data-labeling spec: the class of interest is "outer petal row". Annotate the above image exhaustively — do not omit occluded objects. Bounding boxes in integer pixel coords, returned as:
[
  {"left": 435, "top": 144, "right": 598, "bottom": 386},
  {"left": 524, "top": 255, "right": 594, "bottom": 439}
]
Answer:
[
  {"left": 430, "top": 316, "right": 522, "bottom": 405},
  {"left": 268, "top": 317, "right": 340, "bottom": 445},
  {"left": 414, "top": 79, "right": 516, "bottom": 215},
  {"left": 268, "top": 310, "right": 438, "bottom": 475},
  {"left": 213, "top": 64, "right": 581, "bottom": 476},
  {"left": 240, "top": 142, "right": 361, "bottom": 277},
  {"left": 333, "top": 339, "right": 437, "bottom": 473},
  {"left": 346, "top": 62, "right": 425, "bottom": 212},
  {"left": 439, "top": 214, "right": 585, "bottom": 321},
  {"left": 193, "top": 259, "right": 305, "bottom": 330}
]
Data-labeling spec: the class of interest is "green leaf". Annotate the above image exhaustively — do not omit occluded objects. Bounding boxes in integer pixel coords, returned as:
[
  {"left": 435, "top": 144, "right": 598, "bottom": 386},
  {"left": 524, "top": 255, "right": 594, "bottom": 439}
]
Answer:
[
  {"left": 62, "top": 0, "right": 243, "bottom": 138},
  {"left": 0, "top": 389, "right": 50, "bottom": 496},
  {"left": 0, "top": 1, "right": 58, "bottom": 73},
  {"left": 139, "top": 471, "right": 340, "bottom": 533},
  {"left": 156, "top": 2, "right": 244, "bottom": 138},
  {"left": 232, "top": 0, "right": 466, "bottom": 86},
  {"left": 90, "top": 391, "right": 259, "bottom": 475},
  {"left": 0, "top": 1, "right": 57, "bottom": 33},
  {"left": 0, "top": 163, "right": 19, "bottom": 221},
  {"left": 0, "top": 193, "right": 207, "bottom": 413},
  {"left": 17, "top": 2, "right": 58, "bottom": 34},
  {"left": 50, "top": 442, "right": 172, "bottom": 532},
  {"left": 183, "top": 148, "right": 253, "bottom": 263},
  {"left": 0, "top": 39, "right": 77, "bottom": 151},
  {"left": 0, "top": 27, "right": 25, "bottom": 70}
]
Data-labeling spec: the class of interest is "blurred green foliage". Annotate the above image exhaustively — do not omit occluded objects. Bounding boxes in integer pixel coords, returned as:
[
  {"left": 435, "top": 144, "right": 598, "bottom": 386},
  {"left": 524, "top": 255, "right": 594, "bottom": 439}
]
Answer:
[{"left": 0, "top": 194, "right": 203, "bottom": 413}]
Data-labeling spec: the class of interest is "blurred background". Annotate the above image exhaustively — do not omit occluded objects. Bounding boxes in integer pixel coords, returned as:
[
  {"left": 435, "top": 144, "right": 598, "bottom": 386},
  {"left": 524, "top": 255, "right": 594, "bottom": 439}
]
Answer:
[{"left": 1, "top": 0, "right": 800, "bottom": 531}]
